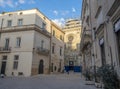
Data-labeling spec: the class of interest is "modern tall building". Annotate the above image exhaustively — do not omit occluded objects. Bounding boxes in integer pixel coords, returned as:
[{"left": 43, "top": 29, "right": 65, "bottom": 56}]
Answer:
[
  {"left": 0, "top": 9, "right": 65, "bottom": 76},
  {"left": 63, "top": 18, "right": 82, "bottom": 70},
  {"left": 81, "top": 0, "right": 120, "bottom": 78}
]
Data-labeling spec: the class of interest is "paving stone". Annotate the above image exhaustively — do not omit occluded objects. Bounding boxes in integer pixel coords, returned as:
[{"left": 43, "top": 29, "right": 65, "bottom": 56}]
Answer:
[{"left": 0, "top": 73, "right": 97, "bottom": 89}]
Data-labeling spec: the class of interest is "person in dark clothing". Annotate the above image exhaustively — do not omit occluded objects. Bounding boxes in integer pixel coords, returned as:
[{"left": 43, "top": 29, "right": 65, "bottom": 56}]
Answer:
[{"left": 66, "top": 68, "right": 69, "bottom": 74}]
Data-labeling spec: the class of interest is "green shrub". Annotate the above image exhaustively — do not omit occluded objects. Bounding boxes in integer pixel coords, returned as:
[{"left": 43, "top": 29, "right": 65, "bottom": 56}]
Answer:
[
  {"left": 83, "top": 69, "right": 93, "bottom": 81},
  {"left": 97, "top": 64, "right": 119, "bottom": 89}
]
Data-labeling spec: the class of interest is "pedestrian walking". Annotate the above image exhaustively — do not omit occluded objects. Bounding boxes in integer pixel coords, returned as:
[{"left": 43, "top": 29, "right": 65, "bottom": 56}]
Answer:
[{"left": 66, "top": 68, "right": 69, "bottom": 74}]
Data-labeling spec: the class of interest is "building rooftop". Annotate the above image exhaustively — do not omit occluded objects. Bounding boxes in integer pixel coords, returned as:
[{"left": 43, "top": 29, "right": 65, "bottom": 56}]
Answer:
[{"left": 63, "top": 18, "right": 81, "bottom": 29}]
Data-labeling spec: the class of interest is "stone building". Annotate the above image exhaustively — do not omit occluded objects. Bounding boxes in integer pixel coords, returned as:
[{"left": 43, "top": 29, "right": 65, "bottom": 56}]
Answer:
[
  {"left": 81, "top": 0, "right": 120, "bottom": 78},
  {"left": 50, "top": 22, "right": 65, "bottom": 73},
  {"left": 63, "top": 18, "right": 82, "bottom": 70},
  {"left": 0, "top": 9, "right": 64, "bottom": 76},
  {"left": 80, "top": 0, "right": 93, "bottom": 72}
]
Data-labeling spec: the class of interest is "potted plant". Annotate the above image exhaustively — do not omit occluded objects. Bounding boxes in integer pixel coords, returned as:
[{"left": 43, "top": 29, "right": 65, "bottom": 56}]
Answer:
[
  {"left": 94, "top": 67, "right": 102, "bottom": 88},
  {"left": 83, "top": 69, "right": 94, "bottom": 85}
]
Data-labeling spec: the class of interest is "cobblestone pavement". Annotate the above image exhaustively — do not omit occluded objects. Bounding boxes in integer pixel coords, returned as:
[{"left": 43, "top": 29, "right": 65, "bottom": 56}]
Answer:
[{"left": 0, "top": 73, "right": 97, "bottom": 89}]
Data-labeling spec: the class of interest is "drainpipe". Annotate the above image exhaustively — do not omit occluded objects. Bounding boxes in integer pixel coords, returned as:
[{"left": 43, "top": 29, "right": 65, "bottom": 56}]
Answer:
[{"left": 49, "top": 25, "right": 52, "bottom": 74}]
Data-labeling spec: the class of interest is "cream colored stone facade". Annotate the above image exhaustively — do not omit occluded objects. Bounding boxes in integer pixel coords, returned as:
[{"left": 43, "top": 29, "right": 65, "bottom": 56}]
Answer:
[
  {"left": 51, "top": 22, "right": 65, "bottom": 73},
  {"left": 80, "top": 0, "right": 93, "bottom": 71},
  {"left": 81, "top": 0, "right": 120, "bottom": 78},
  {"left": 0, "top": 9, "right": 64, "bottom": 76},
  {"left": 63, "top": 19, "right": 82, "bottom": 67}
]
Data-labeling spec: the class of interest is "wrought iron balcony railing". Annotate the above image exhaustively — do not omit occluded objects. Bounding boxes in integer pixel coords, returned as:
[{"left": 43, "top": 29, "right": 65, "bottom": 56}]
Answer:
[
  {"left": 0, "top": 47, "right": 11, "bottom": 53},
  {"left": 36, "top": 47, "right": 49, "bottom": 56}
]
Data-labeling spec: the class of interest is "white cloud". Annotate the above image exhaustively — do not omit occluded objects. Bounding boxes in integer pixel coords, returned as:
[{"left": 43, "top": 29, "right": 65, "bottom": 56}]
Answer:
[
  {"left": 29, "top": 0, "right": 35, "bottom": 4},
  {"left": 0, "top": 0, "right": 19, "bottom": 8},
  {"left": 0, "top": 0, "right": 35, "bottom": 8},
  {"left": 0, "top": 0, "right": 3, "bottom": 3},
  {"left": 72, "top": 7, "right": 76, "bottom": 12},
  {"left": 0, "top": 0, "right": 5, "bottom": 7},
  {"left": 52, "top": 10, "right": 69, "bottom": 16},
  {"left": 52, "top": 18, "right": 65, "bottom": 27},
  {"left": 53, "top": 10, "right": 58, "bottom": 15},
  {"left": 18, "top": 0, "right": 25, "bottom": 4},
  {"left": 0, "top": 0, "right": 15, "bottom": 8},
  {"left": 61, "top": 10, "right": 69, "bottom": 16},
  {"left": 15, "top": 2, "right": 18, "bottom": 6},
  {"left": 6, "top": 0, "right": 14, "bottom": 7}
]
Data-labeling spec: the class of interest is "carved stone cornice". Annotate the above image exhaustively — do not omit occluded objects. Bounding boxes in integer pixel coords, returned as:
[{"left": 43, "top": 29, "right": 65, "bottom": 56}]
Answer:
[{"left": 0, "top": 24, "right": 51, "bottom": 38}]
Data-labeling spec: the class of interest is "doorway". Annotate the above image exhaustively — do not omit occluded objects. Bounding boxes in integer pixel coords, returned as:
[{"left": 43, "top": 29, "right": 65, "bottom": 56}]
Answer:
[
  {"left": 100, "top": 43, "right": 106, "bottom": 66},
  {"left": 116, "top": 30, "right": 120, "bottom": 64},
  {"left": 39, "top": 60, "right": 44, "bottom": 74},
  {"left": 1, "top": 61, "right": 6, "bottom": 74}
]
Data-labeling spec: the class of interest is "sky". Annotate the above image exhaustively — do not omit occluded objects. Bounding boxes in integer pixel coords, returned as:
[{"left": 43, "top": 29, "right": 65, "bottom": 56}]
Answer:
[{"left": 0, "top": 0, "right": 82, "bottom": 26}]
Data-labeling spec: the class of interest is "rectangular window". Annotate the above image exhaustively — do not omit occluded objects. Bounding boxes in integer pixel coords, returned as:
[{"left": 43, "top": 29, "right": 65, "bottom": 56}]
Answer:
[
  {"left": 2, "top": 56, "right": 7, "bottom": 60},
  {"left": 52, "top": 45, "right": 55, "bottom": 54},
  {"left": 13, "top": 61, "right": 18, "bottom": 69},
  {"left": 60, "top": 35, "right": 62, "bottom": 40},
  {"left": 5, "top": 38, "right": 9, "bottom": 49},
  {"left": 41, "top": 40, "right": 44, "bottom": 49},
  {"left": 53, "top": 30, "right": 55, "bottom": 36},
  {"left": 60, "top": 47, "right": 62, "bottom": 56},
  {"left": 18, "top": 19, "right": 23, "bottom": 26},
  {"left": 7, "top": 20, "right": 12, "bottom": 27},
  {"left": 14, "top": 55, "right": 19, "bottom": 60},
  {"left": 16, "top": 37, "right": 21, "bottom": 47},
  {"left": 42, "top": 23, "right": 46, "bottom": 30},
  {"left": 13, "top": 55, "right": 19, "bottom": 70}
]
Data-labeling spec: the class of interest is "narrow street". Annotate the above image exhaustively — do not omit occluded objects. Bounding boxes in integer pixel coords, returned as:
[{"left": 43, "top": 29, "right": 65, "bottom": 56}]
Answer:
[{"left": 0, "top": 73, "right": 97, "bottom": 89}]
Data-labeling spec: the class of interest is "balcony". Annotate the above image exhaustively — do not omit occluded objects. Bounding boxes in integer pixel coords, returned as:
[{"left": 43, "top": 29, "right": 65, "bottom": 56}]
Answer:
[
  {"left": 0, "top": 47, "right": 11, "bottom": 53},
  {"left": 80, "top": 29, "right": 92, "bottom": 52},
  {"left": 36, "top": 47, "right": 49, "bottom": 56}
]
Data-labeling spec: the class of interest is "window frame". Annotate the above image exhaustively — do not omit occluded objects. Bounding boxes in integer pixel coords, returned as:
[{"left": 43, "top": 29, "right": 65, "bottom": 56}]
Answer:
[
  {"left": 18, "top": 19, "right": 23, "bottom": 26},
  {"left": 41, "top": 40, "right": 44, "bottom": 49},
  {"left": 60, "top": 47, "right": 62, "bottom": 56},
  {"left": 2, "top": 55, "right": 7, "bottom": 60},
  {"left": 53, "top": 30, "right": 55, "bottom": 36},
  {"left": 52, "top": 45, "right": 55, "bottom": 54},
  {"left": 16, "top": 37, "right": 21, "bottom": 47},
  {"left": 13, "top": 55, "right": 19, "bottom": 70},
  {"left": 7, "top": 20, "right": 12, "bottom": 27},
  {"left": 42, "top": 22, "right": 46, "bottom": 30}
]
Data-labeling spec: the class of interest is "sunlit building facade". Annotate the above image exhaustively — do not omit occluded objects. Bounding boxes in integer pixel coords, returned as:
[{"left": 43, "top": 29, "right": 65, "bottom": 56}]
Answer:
[
  {"left": 63, "top": 19, "right": 82, "bottom": 70},
  {"left": 0, "top": 9, "right": 65, "bottom": 76},
  {"left": 81, "top": 0, "right": 120, "bottom": 78}
]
